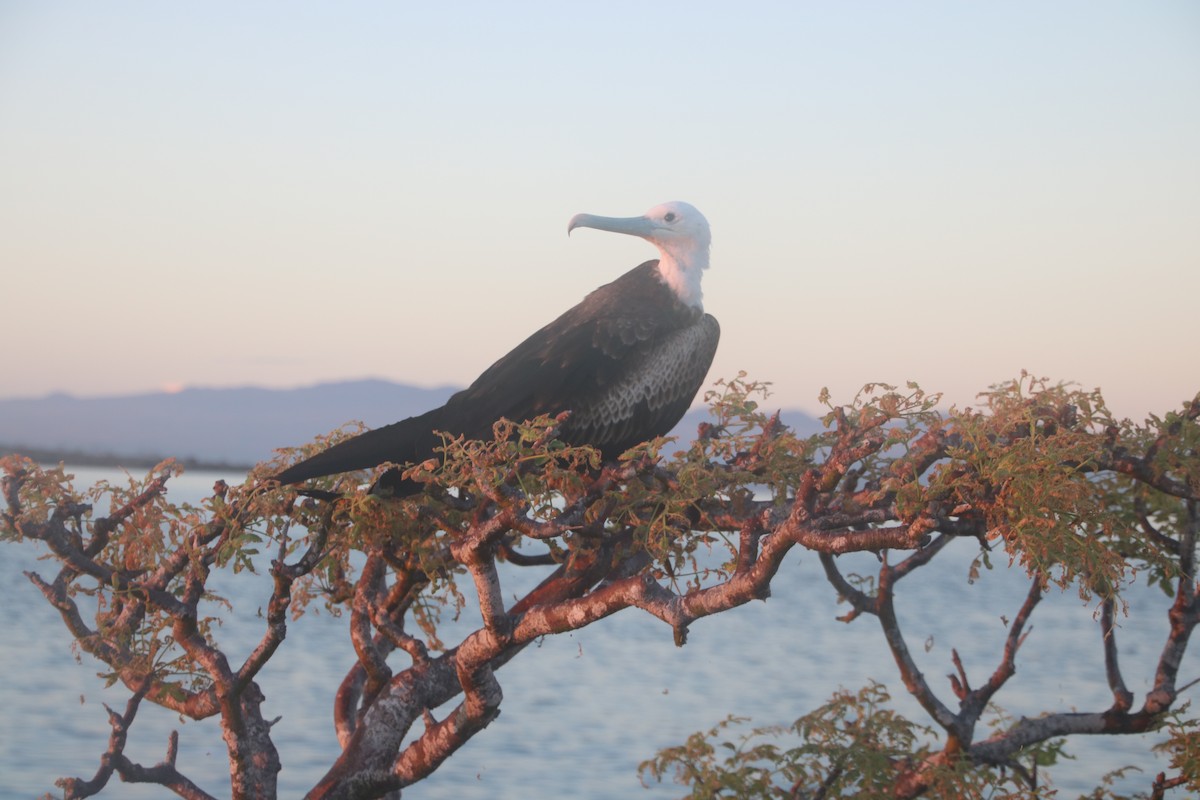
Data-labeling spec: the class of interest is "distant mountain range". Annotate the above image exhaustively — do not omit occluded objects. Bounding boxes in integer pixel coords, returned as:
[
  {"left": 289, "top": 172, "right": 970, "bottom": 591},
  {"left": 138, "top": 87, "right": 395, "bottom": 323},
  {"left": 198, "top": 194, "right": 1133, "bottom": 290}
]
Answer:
[{"left": 0, "top": 379, "right": 821, "bottom": 471}]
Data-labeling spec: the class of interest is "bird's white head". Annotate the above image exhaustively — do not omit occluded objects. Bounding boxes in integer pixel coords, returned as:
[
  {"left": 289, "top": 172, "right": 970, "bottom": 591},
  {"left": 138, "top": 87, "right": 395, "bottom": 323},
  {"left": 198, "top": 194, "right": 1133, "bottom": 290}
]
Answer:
[{"left": 568, "top": 201, "right": 711, "bottom": 309}]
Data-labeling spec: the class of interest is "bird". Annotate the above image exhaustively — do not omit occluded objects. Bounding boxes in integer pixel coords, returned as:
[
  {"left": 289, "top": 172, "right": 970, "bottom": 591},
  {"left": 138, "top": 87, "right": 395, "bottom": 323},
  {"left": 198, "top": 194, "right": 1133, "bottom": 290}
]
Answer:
[{"left": 273, "top": 201, "right": 720, "bottom": 496}]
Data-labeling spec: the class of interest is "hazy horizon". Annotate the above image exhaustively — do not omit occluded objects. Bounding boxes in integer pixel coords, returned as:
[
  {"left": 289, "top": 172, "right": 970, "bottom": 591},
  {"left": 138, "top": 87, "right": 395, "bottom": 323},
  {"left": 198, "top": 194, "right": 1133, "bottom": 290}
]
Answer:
[{"left": 3, "top": 3, "right": 1197, "bottom": 420}]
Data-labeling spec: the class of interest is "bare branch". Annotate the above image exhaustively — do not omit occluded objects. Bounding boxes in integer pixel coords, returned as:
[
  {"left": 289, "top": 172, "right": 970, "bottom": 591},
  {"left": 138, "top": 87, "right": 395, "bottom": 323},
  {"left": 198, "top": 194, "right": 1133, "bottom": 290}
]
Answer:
[
  {"left": 817, "top": 552, "right": 875, "bottom": 618},
  {"left": 969, "top": 708, "right": 1163, "bottom": 765},
  {"left": 57, "top": 683, "right": 216, "bottom": 800},
  {"left": 948, "top": 649, "right": 970, "bottom": 701},
  {"left": 1101, "top": 596, "right": 1134, "bottom": 712},
  {"left": 1145, "top": 499, "right": 1200, "bottom": 714},
  {"left": 959, "top": 577, "right": 1043, "bottom": 728},
  {"left": 875, "top": 555, "right": 962, "bottom": 738}
]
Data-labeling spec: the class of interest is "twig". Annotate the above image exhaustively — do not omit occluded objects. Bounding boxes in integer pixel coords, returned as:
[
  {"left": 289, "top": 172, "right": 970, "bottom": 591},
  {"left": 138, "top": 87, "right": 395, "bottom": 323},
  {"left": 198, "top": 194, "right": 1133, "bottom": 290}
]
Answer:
[{"left": 1101, "top": 596, "right": 1134, "bottom": 712}]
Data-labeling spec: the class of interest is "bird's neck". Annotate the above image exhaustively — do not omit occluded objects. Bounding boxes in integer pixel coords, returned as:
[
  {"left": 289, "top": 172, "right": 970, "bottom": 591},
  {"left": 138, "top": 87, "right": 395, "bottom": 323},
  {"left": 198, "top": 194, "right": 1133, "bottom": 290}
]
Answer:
[{"left": 655, "top": 246, "right": 708, "bottom": 310}]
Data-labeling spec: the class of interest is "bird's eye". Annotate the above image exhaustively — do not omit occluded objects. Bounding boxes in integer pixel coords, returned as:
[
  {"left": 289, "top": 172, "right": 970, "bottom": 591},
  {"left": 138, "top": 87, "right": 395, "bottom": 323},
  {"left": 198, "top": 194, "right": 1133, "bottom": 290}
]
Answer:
[{"left": 664, "top": 212, "right": 677, "bottom": 223}]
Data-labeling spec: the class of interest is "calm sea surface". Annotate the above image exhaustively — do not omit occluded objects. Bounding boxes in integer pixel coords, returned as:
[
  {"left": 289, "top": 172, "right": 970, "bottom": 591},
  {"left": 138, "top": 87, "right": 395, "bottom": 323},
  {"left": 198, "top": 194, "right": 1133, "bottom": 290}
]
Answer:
[{"left": 1, "top": 467, "right": 1192, "bottom": 798}]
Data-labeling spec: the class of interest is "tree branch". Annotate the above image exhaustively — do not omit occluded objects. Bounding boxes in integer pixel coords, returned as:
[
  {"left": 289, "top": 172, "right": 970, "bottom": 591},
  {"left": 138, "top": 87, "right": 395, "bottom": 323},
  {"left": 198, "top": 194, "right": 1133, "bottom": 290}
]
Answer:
[
  {"left": 1100, "top": 595, "right": 1134, "bottom": 712},
  {"left": 874, "top": 554, "right": 962, "bottom": 739},
  {"left": 958, "top": 577, "right": 1042, "bottom": 729},
  {"left": 57, "top": 683, "right": 216, "bottom": 800}
]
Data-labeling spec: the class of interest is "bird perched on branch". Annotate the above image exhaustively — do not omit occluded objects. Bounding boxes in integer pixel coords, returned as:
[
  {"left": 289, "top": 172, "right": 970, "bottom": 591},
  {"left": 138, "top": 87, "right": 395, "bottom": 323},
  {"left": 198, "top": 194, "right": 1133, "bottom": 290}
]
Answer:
[{"left": 274, "top": 201, "right": 720, "bottom": 496}]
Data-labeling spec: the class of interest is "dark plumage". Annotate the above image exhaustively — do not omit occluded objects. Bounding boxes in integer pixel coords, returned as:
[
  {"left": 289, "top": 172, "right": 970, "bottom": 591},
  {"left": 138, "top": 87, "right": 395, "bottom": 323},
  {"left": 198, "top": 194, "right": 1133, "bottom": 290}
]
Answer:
[{"left": 274, "top": 201, "right": 719, "bottom": 496}]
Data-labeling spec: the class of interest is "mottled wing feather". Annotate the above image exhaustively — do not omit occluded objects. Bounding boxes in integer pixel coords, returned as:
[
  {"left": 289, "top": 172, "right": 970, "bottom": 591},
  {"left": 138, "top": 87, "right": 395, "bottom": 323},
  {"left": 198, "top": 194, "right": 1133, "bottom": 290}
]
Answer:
[
  {"left": 442, "top": 261, "right": 684, "bottom": 437},
  {"left": 565, "top": 314, "right": 720, "bottom": 454}
]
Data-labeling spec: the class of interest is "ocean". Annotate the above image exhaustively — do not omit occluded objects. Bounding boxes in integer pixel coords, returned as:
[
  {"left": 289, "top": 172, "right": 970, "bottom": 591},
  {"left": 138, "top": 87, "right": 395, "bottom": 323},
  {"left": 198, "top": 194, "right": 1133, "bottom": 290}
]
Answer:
[{"left": 0, "top": 466, "right": 1190, "bottom": 798}]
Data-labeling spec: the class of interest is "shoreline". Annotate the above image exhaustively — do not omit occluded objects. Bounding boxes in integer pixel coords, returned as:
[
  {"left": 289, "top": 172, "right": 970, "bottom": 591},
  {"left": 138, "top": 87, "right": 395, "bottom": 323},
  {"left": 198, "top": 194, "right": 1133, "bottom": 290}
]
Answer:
[{"left": 1, "top": 444, "right": 253, "bottom": 474}]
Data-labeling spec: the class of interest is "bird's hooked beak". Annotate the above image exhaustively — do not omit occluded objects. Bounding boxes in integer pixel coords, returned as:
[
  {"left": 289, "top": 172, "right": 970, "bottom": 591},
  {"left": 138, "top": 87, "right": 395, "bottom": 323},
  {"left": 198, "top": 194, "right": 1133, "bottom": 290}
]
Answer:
[{"left": 568, "top": 212, "right": 657, "bottom": 239}]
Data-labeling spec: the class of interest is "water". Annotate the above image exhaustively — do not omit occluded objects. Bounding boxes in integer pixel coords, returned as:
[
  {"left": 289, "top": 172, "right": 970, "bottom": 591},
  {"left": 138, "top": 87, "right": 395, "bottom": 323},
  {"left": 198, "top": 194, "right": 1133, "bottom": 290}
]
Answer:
[{"left": 1, "top": 466, "right": 1192, "bottom": 798}]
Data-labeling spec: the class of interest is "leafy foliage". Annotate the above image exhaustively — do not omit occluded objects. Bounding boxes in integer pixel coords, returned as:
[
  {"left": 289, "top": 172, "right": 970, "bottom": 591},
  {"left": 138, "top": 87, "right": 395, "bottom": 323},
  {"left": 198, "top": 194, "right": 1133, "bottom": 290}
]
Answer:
[
  {"left": 2, "top": 374, "right": 1197, "bottom": 800},
  {"left": 1156, "top": 713, "right": 1200, "bottom": 794},
  {"left": 640, "top": 682, "right": 936, "bottom": 799}
]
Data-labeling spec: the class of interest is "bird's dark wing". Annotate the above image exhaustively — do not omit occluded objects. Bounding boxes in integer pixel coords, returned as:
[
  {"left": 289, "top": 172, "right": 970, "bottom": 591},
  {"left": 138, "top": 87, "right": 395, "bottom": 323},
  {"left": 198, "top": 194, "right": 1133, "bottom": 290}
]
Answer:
[
  {"left": 442, "top": 262, "right": 720, "bottom": 456},
  {"left": 272, "top": 406, "right": 448, "bottom": 486},
  {"left": 563, "top": 313, "right": 720, "bottom": 455}
]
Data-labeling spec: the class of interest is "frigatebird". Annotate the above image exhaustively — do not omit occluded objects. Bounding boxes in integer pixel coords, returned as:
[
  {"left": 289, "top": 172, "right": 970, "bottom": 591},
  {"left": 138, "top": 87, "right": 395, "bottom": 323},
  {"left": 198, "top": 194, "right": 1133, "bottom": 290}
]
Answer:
[{"left": 274, "top": 201, "right": 720, "bottom": 495}]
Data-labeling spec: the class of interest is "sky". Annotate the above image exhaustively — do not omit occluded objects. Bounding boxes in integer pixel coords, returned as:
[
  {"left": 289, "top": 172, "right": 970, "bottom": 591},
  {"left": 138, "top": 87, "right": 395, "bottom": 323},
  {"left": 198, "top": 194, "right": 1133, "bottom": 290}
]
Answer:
[{"left": 2, "top": 2, "right": 1197, "bottom": 421}]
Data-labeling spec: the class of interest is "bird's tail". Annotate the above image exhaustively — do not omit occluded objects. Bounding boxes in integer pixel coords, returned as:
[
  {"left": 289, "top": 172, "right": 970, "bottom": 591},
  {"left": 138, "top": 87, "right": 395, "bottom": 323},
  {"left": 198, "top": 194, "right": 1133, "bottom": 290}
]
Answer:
[{"left": 273, "top": 406, "right": 449, "bottom": 487}]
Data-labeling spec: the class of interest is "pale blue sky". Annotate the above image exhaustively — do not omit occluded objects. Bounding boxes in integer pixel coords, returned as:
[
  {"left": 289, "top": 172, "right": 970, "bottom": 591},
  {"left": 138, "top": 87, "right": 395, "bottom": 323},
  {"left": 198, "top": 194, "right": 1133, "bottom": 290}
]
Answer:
[{"left": 2, "top": 2, "right": 1197, "bottom": 419}]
